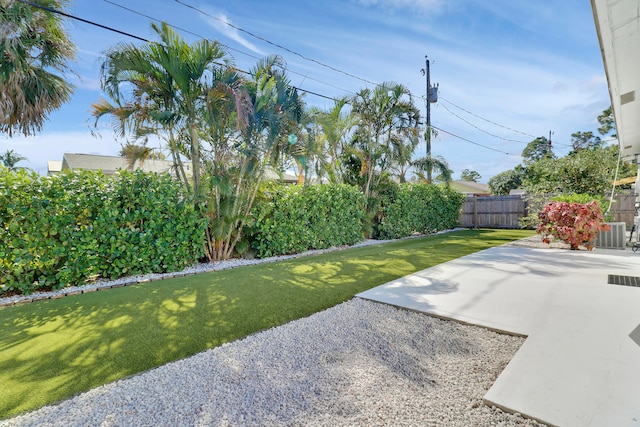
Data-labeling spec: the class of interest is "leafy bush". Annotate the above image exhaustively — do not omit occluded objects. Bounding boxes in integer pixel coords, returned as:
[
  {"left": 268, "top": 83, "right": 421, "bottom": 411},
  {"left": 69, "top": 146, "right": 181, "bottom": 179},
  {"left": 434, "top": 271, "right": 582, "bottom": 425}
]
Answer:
[
  {"left": 520, "top": 193, "right": 611, "bottom": 229},
  {"left": 551, "top": 193, "right": 610, "bottom": 213},
  {"left": 376, "top": 184, "right": 465, "bottom": 240},
  {"left": 488, "top": 169, "right": 523, "bottom": 195},
  {"left": 1, "top": 169, "right": 205, "bottom": 295},
  {"left": 536, "top": 201, "right": 610, "bottom": 250},
  {"left": 250, "top": 184, "right": 365, "bottom": 257}
]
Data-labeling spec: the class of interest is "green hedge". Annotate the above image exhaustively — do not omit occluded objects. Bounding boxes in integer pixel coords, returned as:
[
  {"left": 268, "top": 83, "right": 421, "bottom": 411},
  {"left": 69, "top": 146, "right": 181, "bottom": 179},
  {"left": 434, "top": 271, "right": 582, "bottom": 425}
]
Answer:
[
  {"left": 250, "top": 184, "right": 366, "bottom": 257},
  {"left": 1, "top": 169, "right": 205, "bottom": 295},
  {"left": 376, "top": 184, "right": 465, "bottom": 239}
]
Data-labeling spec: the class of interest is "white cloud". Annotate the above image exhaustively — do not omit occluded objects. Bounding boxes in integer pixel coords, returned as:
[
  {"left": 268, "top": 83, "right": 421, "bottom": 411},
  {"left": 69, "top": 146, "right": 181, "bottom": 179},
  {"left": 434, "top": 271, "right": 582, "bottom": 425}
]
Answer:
[
  {"left": 203, "top": 12, "right": 265, "bottom": 55},
  {"left": 77, "top": 48, "right": 102, "bottom": 59},
  {"left": 354, "top": 0, "right": 446, "bottom": 14},
  {"left": 70, "top": 74, "right": 102, "bottom": 91}
]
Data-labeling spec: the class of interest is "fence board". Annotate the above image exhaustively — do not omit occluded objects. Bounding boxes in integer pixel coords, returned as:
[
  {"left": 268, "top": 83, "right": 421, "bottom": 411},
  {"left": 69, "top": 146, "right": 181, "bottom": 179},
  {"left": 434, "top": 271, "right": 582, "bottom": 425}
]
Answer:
[
  {"left": 459, "top": 195, "right": 526, "bottom": 229},
  {"left": 610, "top": 193, "right": 637, "bottom": 227},
  {"left": 459, "top": 193, "right": 638, "bottom": 229}
]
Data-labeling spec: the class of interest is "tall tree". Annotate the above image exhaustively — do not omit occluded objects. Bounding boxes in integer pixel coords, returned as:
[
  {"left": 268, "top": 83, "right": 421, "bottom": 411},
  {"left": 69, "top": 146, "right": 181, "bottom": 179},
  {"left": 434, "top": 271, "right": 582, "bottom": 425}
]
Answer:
[
  {"left": 570, "top": 131, "right": 602, "bottom": 152},
  {"left": 308, "top": 98, "right": 354, "bottom": 184},
  {"left": 0, "top": 0, "right": 75, "bottom": 136},
  {"left": 488, "top": 168, "right": 523, "bottom": 195},
  {"left": 0, "top": 149, "right": 28, "bottom": 170},
  {"left": 95, "top": 22, "right": 238, "bottom": 200},
  {"left": 522, "top": 136, "right": 554, "bottom": 163},
  {"left": 349, "top": 82, "right": 420, "bottom": 200},
  {"left": 597, "top": 106, "right": 616, "bottom": 137},
  {"left": 522, "top": 145, "right": 624, "bottom": 195},
  {"left": 203, "top": 55, "right": 304, "bottom": 261},
  {"left": 460, "top": 169, "right": 481, "bottom": 182}
]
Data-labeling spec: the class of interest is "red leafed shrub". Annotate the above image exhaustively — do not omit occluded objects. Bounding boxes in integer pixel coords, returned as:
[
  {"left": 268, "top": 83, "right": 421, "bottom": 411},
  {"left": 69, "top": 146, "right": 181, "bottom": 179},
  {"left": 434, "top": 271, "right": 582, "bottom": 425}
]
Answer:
[{"left": 536, "top": 201, "right": 610, "bottom": 250}]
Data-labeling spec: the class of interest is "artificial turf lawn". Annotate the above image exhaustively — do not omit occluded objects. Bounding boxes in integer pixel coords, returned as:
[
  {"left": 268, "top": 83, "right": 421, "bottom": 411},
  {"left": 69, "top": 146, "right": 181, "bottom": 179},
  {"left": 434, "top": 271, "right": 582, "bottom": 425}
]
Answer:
[{"left": 0, "top": 228, "right": 533, "bottom": 419}]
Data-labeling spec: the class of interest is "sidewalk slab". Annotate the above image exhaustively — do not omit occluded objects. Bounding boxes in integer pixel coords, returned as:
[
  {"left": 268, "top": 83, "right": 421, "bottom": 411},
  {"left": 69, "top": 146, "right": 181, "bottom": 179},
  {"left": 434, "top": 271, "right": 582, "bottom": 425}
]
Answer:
[{"left": 357, "top": 245, "right": 640, "bottom": 427}]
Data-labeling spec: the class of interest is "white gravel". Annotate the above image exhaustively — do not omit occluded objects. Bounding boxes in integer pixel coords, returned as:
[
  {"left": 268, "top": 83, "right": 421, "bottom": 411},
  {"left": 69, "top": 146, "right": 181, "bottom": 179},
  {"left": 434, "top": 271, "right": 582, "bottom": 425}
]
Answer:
[{"left": 1, "top": 298, "right": 543, "bottom": 427}]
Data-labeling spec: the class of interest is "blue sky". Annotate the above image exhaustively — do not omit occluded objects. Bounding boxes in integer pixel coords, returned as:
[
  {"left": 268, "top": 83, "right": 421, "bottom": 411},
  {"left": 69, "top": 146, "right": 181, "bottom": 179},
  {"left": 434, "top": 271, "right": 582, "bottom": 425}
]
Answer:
[{"left": 2, "top": 0, "right": 611, "bottom": 180}]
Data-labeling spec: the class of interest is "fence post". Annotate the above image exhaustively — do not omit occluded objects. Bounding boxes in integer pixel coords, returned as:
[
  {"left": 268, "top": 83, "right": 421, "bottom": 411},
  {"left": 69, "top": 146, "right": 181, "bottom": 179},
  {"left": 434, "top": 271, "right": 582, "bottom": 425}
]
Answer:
[{"left": 473, "top": 195, "right": 478, "bottom": 229}]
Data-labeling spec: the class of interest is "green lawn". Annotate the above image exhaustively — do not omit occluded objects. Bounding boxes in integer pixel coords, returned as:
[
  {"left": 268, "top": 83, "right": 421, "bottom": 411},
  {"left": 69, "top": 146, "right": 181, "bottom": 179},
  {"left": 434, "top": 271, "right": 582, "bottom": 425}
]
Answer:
[{"left": 0, "top": 229, "right": 533, "bottom": 419}]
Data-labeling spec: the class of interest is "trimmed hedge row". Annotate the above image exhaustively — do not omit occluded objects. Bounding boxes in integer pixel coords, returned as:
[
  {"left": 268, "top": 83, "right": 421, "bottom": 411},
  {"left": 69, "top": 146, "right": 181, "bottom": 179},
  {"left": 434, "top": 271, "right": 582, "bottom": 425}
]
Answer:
[
  {"left": 376, "top": 184, "right": 465, "bottom": 239},
  {"left": 250, "top": 184, "right": 367, "bottom": 257},
  {"left": 1, "top": 169, "right": 205, "bottom": 295},
  {"left": 1, "top": 170, "right": 465, "bottom": 295}
]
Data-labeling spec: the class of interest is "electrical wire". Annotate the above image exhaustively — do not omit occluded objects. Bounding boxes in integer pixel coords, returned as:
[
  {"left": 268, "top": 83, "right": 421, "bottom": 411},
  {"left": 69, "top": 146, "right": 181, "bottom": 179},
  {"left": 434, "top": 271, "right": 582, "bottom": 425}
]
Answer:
[
  {"left": 439, "top": 96, "right": 537, "bottom": 139},
  {"left": 18, "top": 0, "right": 536, "bottom": 157},
  {"left": 103, "top": 0, "right": 261, "bottom": 60},
  {"left": 103, "top": 0, "right": 357, "bottom": 95},
  {"left": 18, "top": 0, "right": 345, "bottom": 104},
  {"left": 18, "top": 0, "right": 149, "bottom": 42},
  {"left": 439, "top": 96, "right": 579, "bottom": 149},
  {"left": 439, "top": 102, "right": 528, "bottom": 144},
  {"left": 430, "top": 125, "right": 515, "bottom": 156},
  {"left": 173, "top": 0, "right": 381, "bottom": 88}
]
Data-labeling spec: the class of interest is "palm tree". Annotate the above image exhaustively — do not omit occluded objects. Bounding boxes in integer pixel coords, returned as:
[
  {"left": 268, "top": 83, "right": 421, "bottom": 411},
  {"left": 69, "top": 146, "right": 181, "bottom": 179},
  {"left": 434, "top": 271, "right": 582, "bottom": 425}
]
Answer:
[
  {"left": 0, "top": 149, "right": 28, "bottom": 171},
  {"left": 95, "top": 22, "right": 235, "bottom": 201},
  {"left": 0, "top": 0, "right": 75, "bottom": 136},
  {"left": 308, "top": 98, "right": 355, "bottom": 184},
  {"left": 118, "top": 142, "right": 164, "bottom": 171},
  {"left": 203, "top": 55, "right": 305, "bottom": 261},
  {"left": 413, "top": 155, "right": 453, "bottom": 185},
  {"left": 349, "top": 82, "right": 420, "bottom": 200}
]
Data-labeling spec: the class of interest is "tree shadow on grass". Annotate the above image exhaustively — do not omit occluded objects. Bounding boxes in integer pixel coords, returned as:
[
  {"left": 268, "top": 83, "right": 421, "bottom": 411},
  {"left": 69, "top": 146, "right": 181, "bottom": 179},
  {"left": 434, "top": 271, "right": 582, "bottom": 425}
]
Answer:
[{"left": 0, "top": 229, "right": 531, "bottom": 419}]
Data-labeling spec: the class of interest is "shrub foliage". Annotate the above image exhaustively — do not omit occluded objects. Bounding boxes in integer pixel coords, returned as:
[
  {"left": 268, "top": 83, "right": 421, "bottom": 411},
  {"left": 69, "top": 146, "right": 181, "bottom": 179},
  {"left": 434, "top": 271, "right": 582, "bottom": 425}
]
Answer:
[
  {"left": 250, "top": 184, "right": 366, "bottom": 257},
  {"left": 536, "top": 201, "right": 609, "bottom": 250},
  {"left": 376, "top": 184, "right": 465, "bottom": 239},
  {"left": 1, "top": 169, "right": 205, "bottom": 294}
]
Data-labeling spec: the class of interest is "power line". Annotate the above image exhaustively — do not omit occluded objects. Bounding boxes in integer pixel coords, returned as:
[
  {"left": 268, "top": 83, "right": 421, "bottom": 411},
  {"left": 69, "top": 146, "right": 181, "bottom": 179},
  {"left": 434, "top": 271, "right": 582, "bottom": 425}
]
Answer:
[
  {"left": 439, "top": 102, "right": 528, "bottom": 144},
  {"left": 174, "top": 0, "right": 381, "bottom": 88},
  {"left": 19, "top": 0, "right": 344, "bottom": 104},
  {"left": 18, "top": 0, "right": 148, "bottom": 42},
  {"left": 440, "top": 97, "right": 573, "bottom": 149},
  {"left": 439, "top": 96, "right": 538, "bottom": 139},
  {"left": 431, "top": 125, "right": 515, "bottom": 156},
  {"left": 103, "top": 0, "right": 357, "bottom": 95},
  {"left": 103, "top": 0, "right": 260, "bottom": 60}
]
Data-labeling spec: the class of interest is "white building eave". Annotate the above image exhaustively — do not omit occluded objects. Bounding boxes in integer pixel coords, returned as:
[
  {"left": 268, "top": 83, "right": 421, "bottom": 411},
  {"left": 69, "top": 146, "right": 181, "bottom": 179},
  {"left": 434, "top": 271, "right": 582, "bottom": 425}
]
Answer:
[{"left": 591, "top": 0, "right": 640, "bottom": 161}]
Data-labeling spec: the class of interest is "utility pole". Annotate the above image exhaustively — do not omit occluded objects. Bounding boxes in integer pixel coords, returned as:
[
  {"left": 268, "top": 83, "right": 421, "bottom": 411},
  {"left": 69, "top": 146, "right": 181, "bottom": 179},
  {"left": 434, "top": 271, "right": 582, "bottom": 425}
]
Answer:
[
  {"left": 425, "top": 55, "right": 431, "bottom": 164},
  {"left": 421, "top": 55, "right": 438, "bottom": 182}
]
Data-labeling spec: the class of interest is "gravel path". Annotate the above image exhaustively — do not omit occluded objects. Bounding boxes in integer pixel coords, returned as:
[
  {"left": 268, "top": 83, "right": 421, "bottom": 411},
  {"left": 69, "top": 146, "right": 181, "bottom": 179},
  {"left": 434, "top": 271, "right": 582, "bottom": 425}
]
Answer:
[{"left": 1, "top": 298, "right": 543, "bottom": 427}]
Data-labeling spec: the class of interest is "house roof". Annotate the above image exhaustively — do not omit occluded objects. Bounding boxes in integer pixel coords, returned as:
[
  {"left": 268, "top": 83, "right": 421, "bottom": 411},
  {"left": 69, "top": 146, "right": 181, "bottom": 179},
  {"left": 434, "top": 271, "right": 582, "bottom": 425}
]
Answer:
[
  {"left": 53, "top": 153, "right": 299, "bottom": 184},
  {"left": 60, "top": 153, "right": 186, "bottom": 176},
  {"left": 592, "top": 0, "right": 640, "bottom": 161},
  {"left": 47, "top": 160, "right": 62, "bottom": 175},
  {"left": 450, "top": 180, "right": 489, "bottom": 194},
  {"left": 263, "top": 169, "right": 299, "bottom": 184}
]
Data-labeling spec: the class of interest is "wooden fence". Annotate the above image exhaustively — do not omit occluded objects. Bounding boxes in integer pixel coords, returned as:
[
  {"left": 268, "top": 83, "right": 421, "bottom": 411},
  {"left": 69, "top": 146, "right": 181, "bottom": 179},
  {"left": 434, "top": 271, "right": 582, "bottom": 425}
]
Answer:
[
  {"left": 609, "top": 193, "right": 637, "bottom": 226},
  {"left": 460, "top": 196, "right": 526, "bottom": 229},
  {"left": 459, "top": 193, "right": 638, "bottom": 229}
]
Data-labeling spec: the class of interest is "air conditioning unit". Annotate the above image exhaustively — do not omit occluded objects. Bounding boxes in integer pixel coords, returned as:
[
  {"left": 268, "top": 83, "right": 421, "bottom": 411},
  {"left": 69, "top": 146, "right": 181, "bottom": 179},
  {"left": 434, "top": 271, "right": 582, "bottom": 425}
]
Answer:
[{"left": 595, "top": 222, "right": 626, "bottom": 249}]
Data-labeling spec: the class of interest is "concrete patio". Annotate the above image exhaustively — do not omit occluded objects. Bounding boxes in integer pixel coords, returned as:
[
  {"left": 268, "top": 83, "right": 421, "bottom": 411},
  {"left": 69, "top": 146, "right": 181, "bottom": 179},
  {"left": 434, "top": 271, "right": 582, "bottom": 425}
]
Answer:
[{"left": 357, "top": 243, "right": 640, "bottom": 426}]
